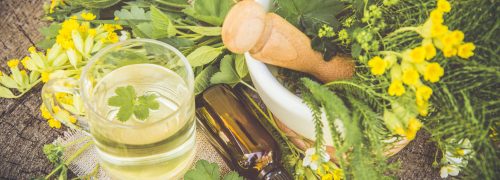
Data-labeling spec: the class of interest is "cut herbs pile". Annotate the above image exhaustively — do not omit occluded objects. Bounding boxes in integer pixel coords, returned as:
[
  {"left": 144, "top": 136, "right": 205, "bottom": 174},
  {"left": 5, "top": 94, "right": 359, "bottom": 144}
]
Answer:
[{"left": 0, "top": 0, "right": 497, "bottom": 179}]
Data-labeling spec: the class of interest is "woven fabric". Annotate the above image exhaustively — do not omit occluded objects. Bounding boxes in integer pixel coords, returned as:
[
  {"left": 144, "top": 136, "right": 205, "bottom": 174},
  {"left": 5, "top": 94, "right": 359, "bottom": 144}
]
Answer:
[{"left": 54, "top": 127, "right": 231, "bottom": 179}]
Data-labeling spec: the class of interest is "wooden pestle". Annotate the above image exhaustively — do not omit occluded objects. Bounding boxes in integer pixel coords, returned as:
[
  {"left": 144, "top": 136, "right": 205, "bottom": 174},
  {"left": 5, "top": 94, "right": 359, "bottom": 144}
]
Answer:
[{"left": 222, "top": 0, "right": 355, "bottom": 83}]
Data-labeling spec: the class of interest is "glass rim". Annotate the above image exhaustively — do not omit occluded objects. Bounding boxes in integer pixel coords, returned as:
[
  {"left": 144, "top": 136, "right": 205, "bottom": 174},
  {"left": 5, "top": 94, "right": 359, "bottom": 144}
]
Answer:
[{"left": 80, "top": 38, "right": 195, "bottom": 128}]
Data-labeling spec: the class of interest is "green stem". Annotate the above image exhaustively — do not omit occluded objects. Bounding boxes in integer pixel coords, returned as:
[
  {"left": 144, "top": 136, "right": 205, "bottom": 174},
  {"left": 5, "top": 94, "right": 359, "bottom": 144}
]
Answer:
[
  {"left": 45, "top": 141, "right": 94, "bottom": 179},
  {"left": 379, "top": 51, "right": 403, "bottom": 57},
  {"left": 386, "top": 27, "right": 419, "bottom": 37},
  {"left": 14, "top": 79, "right": 42, "bottom": 98},
  {"left": 239, "top": 80, "right": 256, "bottom": 92}
]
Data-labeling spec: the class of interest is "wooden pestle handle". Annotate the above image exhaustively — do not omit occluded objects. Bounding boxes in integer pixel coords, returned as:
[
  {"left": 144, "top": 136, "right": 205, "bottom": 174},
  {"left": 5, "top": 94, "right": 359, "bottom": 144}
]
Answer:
[{"left": 222, "top": 0, "right": 355, "bottom": 82}]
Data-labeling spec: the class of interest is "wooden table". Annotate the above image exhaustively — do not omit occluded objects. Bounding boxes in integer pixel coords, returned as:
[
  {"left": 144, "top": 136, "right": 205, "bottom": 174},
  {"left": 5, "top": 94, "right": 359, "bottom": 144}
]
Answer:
[{"left": 0, "top": 0, "right": 442, "bottom": 179}]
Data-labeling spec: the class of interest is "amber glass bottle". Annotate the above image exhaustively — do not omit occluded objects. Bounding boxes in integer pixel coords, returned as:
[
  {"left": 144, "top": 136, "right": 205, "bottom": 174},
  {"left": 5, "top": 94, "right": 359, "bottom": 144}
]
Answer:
[{"left": 196, "top": 85, "right": 291, "bottom": 180}]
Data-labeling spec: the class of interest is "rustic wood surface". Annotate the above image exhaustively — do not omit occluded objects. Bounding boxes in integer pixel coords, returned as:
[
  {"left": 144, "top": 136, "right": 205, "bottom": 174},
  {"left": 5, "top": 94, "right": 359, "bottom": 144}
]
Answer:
[{"left": 0, "top": 0, "right": 441, "bottom": 179}]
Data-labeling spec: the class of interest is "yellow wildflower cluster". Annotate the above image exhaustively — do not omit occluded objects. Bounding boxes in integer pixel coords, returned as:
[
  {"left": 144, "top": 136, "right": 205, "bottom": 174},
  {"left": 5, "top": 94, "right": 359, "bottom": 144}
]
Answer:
[
  {"left": 383, "top": 107, "right": 423, "bottom": 141},
  {"left": 39, "top": 92, "right": 80, "bottom": 129},
  {"left": 317, "top": 162, "right": 343, "bottom": 180},
  {"left": 369, "top": 0, "right": 474, "bottom": 140},
  {"left": 1, "top": 12, "right": 123, "bottom": 128}
]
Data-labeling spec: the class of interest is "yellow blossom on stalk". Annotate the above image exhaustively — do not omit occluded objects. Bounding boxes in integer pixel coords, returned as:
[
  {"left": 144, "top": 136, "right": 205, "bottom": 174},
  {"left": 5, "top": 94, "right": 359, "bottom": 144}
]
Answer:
[
  {"left": 69, "top": 115, "right": 77, "bottom": 124},
  {"left": 431, "top": 24, "right": 448, "bottom": 38},
  {"left": 441, "top": 31, "right": 463, "bottom": 47},
  {"left": 409, "top": 47, "right": 426, "bottom": 63},
  {"left": 41, "top": 72, "right": 50, "bottom": 83},
  {"left": 418, "top": 101, "right": 429, "bottom": 116},
  {"left": 416, "top": 85, "right": 433, "bottom": 106},
  {"left": 429, "top": 9, "right": 444, "bottom": 24},
  {"left": 424, "top": 63, "right": 444, "bottom": 82},
  {"left": 81, "top": 12, "right": 96, "bottom": 21},
  {"left": 368, "top": 56, "right": 388, "bottom": 75},
  {"left": 457, "top": 43, "right": 475, "bottom": 59},
  {"left": 28, "top": 46, "right": 37, "bottom": 53},
  {"left": 442, "top": 46, "right": 457, "bottom": 57},
  {"left": 402, "top": 68, "right": 419, "bottom": 85},
  {"left": 423, "top": 43, "right": 436, "bottom": 60},
  {"left": 88, "top": 29, "right": 97, "bottom": 36},
  {"left": 102, "top": 32, "right": 119, "bottom": 43},
  {"left": 406, "top": 117, "right": 423, "bottom": 140},
  {"left": 7, "top": 59, "right": 20, "bottom": 68},
  {"left": 21, "top": 57, "right": 30, "bottom": 68},
  {"left": 48, "top": 118, "right": 62, "bottom": 128},
  {"left": 40, "top": 104, "right": 52, "bottom": 119},
  {"left": 388, "top": 79, "right": 405, "bottom": 96},
  {"left": 437, "top": 0, "right": 451, "bottom": 13}
]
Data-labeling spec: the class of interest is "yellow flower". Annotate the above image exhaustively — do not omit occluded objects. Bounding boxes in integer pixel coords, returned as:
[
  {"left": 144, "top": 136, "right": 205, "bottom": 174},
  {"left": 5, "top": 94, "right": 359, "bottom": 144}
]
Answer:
[
  {"left": 40, "top": 104, "right": 52, "bottom": 119},
  {"left": 322, "top": 174, "right": 333, "bottom": 180},
  {"left": 28, "top": 46, "right": 37, "bottom": 53},
  {"left": 409, "top": 47, "right": 426, "bottom": 63},
  {"left": 48, "top": 118, "right": 62, "bottom": 129},
  {"left": 69, "top": 115, "right": 77, "bottom": 123},
  {"left": 416, "top": 85, "right": 433, "bottom": 106},
  {"left": 406, "top": 117, "right": 423, "bottom": 140},
  {"left": 0, "top": 71, "right": 3, "bottom": 76},
  {"left": 7, "top": 59, "right": 19, "bottom": 68},
  {"left": 81, "top": 12, "right": 96, "bottom": 21},
  {"left": 431, "top": 24, "right": 448, "bottom": 38},
  {"left": 21, "top": 56, "right": 31, "bottom": 68},
  {"left": 429, "top": 9, "right": 444, "bottom": 24},
  {"left": 88, "top": 29, "right": 97, "bottom": 36},
  {"left": 423, "top": 43, "right": 436, "bottom": 60},
  {"left": 333, "top": 169, "right": 343, "bottom": 180},
  {"left": 440, "top": 31, "right": 463, "bottom": 47},
  {"left": 457, "top": 43, "right": 475, "bottom": 59},
  {"left": 102, "top": 32, "right": 119, "bottom": 43},
  {"left": 368, "top": 56, "right": 388, "bottom": 75},
  {"left": 20, "top": 70, "right": 27, "bottom": 76},
  {"left": 395, "top": 127, "right": 406, "bottom": 136},
  {"left": 418, "top": 101, "right": 429, "bottom": 116},
  {"left": 388, "top": 79, "right": 405, "bottom": 96},
  {"left": 402, "top": 68, "right": 419, "bottom": 85},
  {"left": 437, "top": 0, "right": 451, "bottom": 13},
  {"left": 442, "top": 46, "right": 457, "bottom": 57},
  {"left": 41, "top": 72, "right": 50, "bottom": 83},
  {"left": 424, "top": 63, "right": 444, "bottom": 83}
]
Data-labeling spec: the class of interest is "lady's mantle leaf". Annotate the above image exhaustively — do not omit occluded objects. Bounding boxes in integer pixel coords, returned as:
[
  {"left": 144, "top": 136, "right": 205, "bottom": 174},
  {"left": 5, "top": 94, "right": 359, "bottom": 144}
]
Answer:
[
  {"left": 150, "top": 6, "right": 177, "bottom": 38},
  {"left": 195, "top": 65, "right": 217, "bottom": 95},
  {"left": 108, "top": 86, "right": 159, "bottom": 121},
  {"left": 187, "top": 46, "right": 223, "bottom": 67},
  {"left": 182, "top": 0, "right": 234, "bottom": 26},
  {"left": 211, "top": 55, "right": 240, "bottom": 86},
  {"left": 184, "top": 160, "right": 220, "bottom": 180}
]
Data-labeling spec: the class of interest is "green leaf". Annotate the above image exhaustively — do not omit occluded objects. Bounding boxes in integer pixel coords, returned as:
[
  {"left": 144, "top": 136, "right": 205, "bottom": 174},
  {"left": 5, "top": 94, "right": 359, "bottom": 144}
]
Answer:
[
  {"left": 351, "top": 43, "right": 362, "bottom": 58},
  {"left": 108, "top": 86, "right": 160, "bottom": 122},
  {"left": 39, "top": 23, "right": 61, "bottom": 39},
  {"left": 234, "top": 54, "right": 248, "bottom": 78},
  {"left": 114, "top": 6, "right": 151, "bottom": 21},
  {"left": 133, "top": 22, "right": 154, "bottom": 38},
  {"left": 223, "top": 171, "right": 244, "bottom": 180},
  {"left": 187, "top": 46, "right": 223, "bottom": 67},
  {"left": 274, "top": 0, "right": 344, "bottom": 28},
  {"left": 36, "top": 39, "right": 56, "bottom": 50},
  {"left": 185, "top": 26, "right": 221, "bottom": 36},
  {"left": 194, "top": 65, "right": 217, "bottom": 95},
  {"left": 150, "top": 6, "right": 177, "bottom": 38},
  {"left": 210, "top": 55, "right": 240, "bottom": 85},
  {"left": 0, "top": 76, "right": 18, "bottom": 89},
  {"left": 0, "top": 86, "right": 15, "bottom": 98},
  {"left": 182, "top": 0, "right": 234, "bottom": 26},
  {"left": 184, "top": 160, "right": 220, "bottom": 180}
]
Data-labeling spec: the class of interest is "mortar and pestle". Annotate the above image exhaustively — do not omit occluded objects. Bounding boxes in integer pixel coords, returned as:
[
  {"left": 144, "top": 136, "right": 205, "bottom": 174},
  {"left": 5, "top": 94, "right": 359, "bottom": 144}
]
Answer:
[{"left": 221, "top": 0, "right": 408, "bottom": 157}]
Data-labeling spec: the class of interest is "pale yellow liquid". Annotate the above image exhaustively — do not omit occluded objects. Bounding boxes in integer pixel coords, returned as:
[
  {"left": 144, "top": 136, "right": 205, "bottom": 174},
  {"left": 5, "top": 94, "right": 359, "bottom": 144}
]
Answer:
[{"left": 89, "top": 64, "right": 196, "bottom": 180}]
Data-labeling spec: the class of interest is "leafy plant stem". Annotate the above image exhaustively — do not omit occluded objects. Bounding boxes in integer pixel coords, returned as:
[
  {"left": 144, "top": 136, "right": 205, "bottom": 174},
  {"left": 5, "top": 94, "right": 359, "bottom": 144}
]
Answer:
[{"left": 45, "top": 141, "right": 94, "bottom": 179}]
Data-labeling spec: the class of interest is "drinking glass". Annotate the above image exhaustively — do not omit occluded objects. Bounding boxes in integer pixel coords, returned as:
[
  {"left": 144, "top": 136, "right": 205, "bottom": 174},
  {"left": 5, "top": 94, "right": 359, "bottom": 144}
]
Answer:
[{"left": 42, "top": 39, "right": 196, "bottom": 179}]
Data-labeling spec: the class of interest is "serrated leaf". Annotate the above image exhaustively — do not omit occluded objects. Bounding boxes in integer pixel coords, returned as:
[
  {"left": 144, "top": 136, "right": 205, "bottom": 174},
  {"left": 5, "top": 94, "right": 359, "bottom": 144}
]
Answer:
[
  {"left": 133, "top": 105, "right": 149, "bottom": 120},
  {"left": 0, "top": 86, "right": 15, "bottom": 98},
  {"left": 138, "top": 94, "right": 160, "bottom": 110},
  {"left": 186, "top": 26, "right": 221, "bottom": 36},
  {"left": 116, "top": 105, "right": 134, "bottom": 122},
  {"left": 184, "top": 160, "right": 220, "bottom": 180},
  {"left": 223, "top": 171, "right": 244, "bottom": 180},
  {"left": 150, "top": 6, "right": 177, "bottom": 38},
  {"left": 194, "top": 65, "right": 217, "bottom": 95},
  {"left": 114, "top": 6, "right": 151, "bottom": 21},
  {"left": 210, "top": 55, "right": 240, "bottom": 85},
  {"left": 182, "top": 0, "right": 234, "bottom": 26},
  {"left": 108, "top": 86, "right": 159, "bottom": 122},
  {"left": 234, "top": 54, "right": 248, "bottom": 78},
  {"left": 187, "top": 46, "right": 223, "bottom": 67},
  {"left": 39, "top": 23, "right": 61, "bottom": 39}
]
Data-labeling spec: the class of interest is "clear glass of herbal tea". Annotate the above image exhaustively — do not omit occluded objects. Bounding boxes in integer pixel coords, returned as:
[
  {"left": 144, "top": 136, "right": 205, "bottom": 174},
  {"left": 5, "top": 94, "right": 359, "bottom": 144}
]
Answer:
[{"left": 46, "top": 39, "right": 196, "bottom": 179}]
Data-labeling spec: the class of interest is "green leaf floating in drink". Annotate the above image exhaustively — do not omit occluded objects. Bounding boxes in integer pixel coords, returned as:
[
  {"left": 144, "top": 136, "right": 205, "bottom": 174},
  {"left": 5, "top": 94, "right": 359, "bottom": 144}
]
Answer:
[{"left": 108, "top": 85, "right": 160, "bottom": 122}]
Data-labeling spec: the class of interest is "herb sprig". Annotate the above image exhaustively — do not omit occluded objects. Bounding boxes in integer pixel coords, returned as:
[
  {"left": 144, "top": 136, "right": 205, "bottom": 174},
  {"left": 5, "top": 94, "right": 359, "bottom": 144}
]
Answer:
[{"left": 108, "top": 85, "right": 160, "bottom": 122}]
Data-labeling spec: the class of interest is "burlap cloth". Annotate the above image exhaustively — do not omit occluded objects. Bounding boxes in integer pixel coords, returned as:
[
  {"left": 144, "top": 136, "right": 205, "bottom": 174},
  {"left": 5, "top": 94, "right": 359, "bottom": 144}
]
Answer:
[{"left": 54, "top": 126, "right": 230, "bottom": 179}]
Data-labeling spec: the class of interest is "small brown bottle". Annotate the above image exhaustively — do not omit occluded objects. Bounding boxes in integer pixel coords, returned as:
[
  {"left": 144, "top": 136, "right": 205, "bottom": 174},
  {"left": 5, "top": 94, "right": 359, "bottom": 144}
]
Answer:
[{"left": 196, "top": 85, "right": 291, "bottom": 180}]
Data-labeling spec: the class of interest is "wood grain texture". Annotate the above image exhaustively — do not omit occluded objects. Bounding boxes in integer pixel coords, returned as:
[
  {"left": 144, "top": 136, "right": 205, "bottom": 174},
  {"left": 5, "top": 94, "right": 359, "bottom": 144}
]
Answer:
[{"left": 0, "top": 0, "right": 441, "bottom": 179}]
